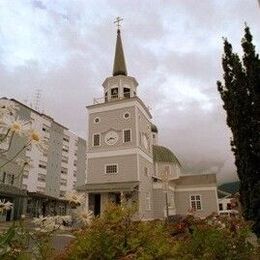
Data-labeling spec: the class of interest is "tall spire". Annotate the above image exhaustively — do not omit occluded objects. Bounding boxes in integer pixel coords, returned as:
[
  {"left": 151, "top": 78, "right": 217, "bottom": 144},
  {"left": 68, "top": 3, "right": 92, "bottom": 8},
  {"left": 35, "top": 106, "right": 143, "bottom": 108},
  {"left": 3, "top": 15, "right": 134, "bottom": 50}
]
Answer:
[{"left": 113, "top": 18, "right": 127, "bottom": 76}]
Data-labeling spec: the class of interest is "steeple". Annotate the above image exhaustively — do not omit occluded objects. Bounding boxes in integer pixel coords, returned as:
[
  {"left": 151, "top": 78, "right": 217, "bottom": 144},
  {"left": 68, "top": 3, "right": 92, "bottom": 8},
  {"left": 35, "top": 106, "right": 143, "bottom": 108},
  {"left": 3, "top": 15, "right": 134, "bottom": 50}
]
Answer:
[
  {"left": 102, "top": 18, "right": 138, "bottom": 102},
  {"left": 113, "top": 27, "right": 127, "bottom": 76}
]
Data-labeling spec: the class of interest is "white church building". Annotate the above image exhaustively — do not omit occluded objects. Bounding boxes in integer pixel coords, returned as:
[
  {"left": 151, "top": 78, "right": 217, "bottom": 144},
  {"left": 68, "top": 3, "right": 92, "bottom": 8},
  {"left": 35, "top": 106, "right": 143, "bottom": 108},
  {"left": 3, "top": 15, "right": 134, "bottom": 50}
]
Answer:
[{"left": 78, "top": 26, "right": 219, "bottom": 220}]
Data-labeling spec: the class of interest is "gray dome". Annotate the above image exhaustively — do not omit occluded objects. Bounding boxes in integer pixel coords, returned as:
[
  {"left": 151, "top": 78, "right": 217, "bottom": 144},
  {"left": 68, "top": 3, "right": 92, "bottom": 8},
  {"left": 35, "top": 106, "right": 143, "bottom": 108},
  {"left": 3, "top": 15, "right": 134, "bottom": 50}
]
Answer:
[{"left": 153, "top": 145, "right": 181, "bottom": 166}]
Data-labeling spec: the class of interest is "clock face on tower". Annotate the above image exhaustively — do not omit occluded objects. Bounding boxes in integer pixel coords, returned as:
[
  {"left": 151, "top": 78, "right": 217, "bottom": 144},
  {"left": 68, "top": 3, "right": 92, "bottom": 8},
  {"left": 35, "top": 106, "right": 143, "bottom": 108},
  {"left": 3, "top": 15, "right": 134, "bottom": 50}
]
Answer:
[{"left": 105, "top": 131, "right": 119, "bottom": 145}]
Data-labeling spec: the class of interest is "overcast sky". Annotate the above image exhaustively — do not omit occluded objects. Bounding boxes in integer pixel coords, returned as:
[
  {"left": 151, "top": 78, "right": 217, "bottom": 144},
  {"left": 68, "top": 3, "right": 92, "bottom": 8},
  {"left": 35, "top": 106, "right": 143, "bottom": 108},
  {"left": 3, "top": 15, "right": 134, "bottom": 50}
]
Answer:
[{"left": 0, "top": 0, "right": 259, "bottom": 183}]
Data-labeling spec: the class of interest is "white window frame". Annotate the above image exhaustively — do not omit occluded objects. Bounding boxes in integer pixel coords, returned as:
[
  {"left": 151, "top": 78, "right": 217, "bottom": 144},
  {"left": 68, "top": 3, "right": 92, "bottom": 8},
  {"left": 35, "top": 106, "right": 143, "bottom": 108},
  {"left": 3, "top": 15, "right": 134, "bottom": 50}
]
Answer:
[
  {"left": 169, "top": 193, "right": 175, "bottom": 208},
  {"left": 92, "top": 133, "right": 101, "bottom": 147},
  {"left": 104, "top": 164, "right": 118, "bottom": 174},
  {"left": 145, "top": 192, "right": 151, "bottom": 211},
  {"left": 123, "top": 129, "right": 132, "bottom": 143},
  {"left": 190, "top": 194, "right": 202, "bottom": 211},
  {"left": 123, "top": 112, "right": 130, "bottom": 119}
]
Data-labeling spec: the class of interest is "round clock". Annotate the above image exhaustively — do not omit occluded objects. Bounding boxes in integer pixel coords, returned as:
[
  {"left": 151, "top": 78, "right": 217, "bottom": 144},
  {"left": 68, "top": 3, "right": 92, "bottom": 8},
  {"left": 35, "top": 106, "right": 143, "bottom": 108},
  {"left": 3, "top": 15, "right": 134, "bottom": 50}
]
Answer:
[
  {"left": 143, "top": 134, "right": 149, "bottom": 150},
  {"left": 105, "top": 131, "right": 119, "bottom": 145}
]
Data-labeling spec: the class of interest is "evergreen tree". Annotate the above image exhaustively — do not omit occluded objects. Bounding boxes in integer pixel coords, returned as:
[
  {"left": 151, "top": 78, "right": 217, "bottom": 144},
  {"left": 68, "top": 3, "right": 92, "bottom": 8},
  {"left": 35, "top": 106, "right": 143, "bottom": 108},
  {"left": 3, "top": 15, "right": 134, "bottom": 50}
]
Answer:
[{"left": 217, "top": 26, "right": 260, "bottom": 236}]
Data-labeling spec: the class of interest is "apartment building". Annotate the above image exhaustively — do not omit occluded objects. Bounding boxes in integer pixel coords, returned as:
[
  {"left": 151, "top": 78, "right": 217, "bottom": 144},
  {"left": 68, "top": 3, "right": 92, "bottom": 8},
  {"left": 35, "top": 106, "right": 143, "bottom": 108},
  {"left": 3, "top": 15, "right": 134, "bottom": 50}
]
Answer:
[{"left": 0, "top": 98, "right": 86, "bottom": 220}]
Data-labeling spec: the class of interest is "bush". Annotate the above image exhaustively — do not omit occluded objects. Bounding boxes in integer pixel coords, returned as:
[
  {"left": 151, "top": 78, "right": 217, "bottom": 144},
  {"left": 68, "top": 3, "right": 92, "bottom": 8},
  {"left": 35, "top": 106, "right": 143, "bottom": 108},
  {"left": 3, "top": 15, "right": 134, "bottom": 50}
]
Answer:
[
  {"left": 62, "top": 203, "right": 176, "bottom": 259},
  {"left": 61, "top": 204, "right": 260, "bottom": 260}
]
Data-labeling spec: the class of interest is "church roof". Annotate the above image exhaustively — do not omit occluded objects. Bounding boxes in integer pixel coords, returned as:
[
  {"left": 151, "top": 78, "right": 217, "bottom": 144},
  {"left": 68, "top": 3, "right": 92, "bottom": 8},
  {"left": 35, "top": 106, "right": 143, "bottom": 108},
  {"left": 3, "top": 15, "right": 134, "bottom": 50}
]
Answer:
[
  {"left": 113, "top": 29, "right": 127, "bottom": 76},
  {"left": 151, "top": 123, "right": 158, "bottom": 133},
  {"left": 153, "top": 145, "right": 181, "bottom": 166}
]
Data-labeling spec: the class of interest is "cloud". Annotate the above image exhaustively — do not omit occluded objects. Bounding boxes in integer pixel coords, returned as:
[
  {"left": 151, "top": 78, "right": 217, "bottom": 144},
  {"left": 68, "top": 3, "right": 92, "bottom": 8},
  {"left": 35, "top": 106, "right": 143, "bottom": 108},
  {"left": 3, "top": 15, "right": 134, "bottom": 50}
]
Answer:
[{"left": 0, "top": 0, "right": 259, "bottom": 183}]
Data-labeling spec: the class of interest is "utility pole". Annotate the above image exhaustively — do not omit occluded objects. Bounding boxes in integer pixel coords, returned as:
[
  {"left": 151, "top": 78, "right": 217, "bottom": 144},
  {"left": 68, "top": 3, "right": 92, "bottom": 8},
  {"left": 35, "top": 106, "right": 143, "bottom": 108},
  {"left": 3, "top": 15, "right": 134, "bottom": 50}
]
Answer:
[{"left": 160, "top": 169, "right": 169, "bottom": 223}]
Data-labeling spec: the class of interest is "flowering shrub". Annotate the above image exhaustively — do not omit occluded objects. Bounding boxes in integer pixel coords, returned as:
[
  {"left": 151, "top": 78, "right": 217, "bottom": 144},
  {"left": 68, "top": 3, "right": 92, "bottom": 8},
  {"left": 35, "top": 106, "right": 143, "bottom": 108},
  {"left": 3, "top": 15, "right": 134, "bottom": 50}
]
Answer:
[
  {"left": 61, "top": 203, "right": 176, "bottom": 259},
  {"left": 168, "top": 214, "right": 259, "bottom": 259},
  {"left": 61, "top": 204, "right": 259, "bottom": 260}
]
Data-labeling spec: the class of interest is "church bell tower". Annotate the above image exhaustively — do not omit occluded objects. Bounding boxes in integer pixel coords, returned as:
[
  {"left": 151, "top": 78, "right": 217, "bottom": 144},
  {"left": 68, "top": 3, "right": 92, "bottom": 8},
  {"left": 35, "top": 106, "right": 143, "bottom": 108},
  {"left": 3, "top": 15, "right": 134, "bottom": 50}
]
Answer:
[{"left": 83, "top": 19, "right": 154, "bottom": 219}]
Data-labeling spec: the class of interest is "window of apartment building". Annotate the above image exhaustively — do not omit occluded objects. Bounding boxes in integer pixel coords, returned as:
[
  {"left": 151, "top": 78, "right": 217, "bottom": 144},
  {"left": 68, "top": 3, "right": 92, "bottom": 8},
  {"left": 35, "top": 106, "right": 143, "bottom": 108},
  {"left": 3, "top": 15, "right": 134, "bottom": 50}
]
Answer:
[
  {"left": 61, "top": 156, "right": 68, "bottom": 164},
  {"left": 93, "top": 134, "right": 100, "bottom": 146},
  {"left": 63, "top": 135, "right": 70, "bottom": 143},
  {"left": 73, "top": 181, "right": 76, "bottom": 189},
  {"left": 60, "top": 178, "right": 67, "bottom": 186},
  {"left": 62, "top": 145, "right": 69, "bottom": 153},
  {"left": 1, "top": 172, "right": 6, "bottom": 183},
  {"left": 105, "top": 164, "right": 118, "bottom": 174},
  {"left": 73, "top": 160, "right": 77, "bottom": 167},
  {"left": 42, "top": 124, "right": 50, "bottom": 133},
  {"left": 190, "top": 195, "right": 202, "bottom": 211},
  {"left": 38, "top": 174, "right": 46, "bottom": 182},
  {"left": 38, "top": 161, "right": 47, "bottom": 169},
  {"left": 61, "top": 167, "right": 68, "bottom": 175},
  {"left": 123, "top": 129, "right": 131, "bottom": 143},
  {"left": 145, "top": 192, "right": 151, "bottom": 211},
  {"left": 73, "top": 171, "right": 77, "bottom": 177},
  {"left": 219, "top": 203, "right": 223, "bottom": 211}
]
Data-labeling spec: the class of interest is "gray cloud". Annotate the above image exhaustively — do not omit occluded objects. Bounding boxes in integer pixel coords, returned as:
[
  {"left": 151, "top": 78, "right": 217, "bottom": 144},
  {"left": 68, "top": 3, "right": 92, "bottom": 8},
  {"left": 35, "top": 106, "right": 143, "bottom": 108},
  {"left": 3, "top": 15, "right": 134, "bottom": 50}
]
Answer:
[{"left": 0, "top": 0, "right": 259, "bottom": 183}]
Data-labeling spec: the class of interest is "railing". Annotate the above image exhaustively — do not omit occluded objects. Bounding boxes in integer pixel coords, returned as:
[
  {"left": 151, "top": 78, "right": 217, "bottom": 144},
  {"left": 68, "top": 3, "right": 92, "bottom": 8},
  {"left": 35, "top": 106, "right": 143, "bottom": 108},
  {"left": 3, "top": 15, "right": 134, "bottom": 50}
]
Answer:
[{"left": 93, "top": 92, "right": 132, "bottom": 105}]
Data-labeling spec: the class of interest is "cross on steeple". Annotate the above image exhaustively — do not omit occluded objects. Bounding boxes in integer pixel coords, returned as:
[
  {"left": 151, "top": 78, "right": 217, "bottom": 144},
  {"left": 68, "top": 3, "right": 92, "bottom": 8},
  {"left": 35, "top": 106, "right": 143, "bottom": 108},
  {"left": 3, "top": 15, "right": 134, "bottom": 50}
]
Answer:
[{"left": 114, "top": 17, "right": 123, "bottom": 30}]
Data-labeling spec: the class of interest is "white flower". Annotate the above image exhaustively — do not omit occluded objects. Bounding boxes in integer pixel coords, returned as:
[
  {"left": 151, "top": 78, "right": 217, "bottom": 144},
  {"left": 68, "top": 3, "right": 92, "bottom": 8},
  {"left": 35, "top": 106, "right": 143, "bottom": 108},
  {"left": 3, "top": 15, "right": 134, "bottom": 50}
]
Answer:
[
  {"left": 76, "top": 210, "right": 94, "bottom": 226},
  {"left": 26, "top": 129, "right": 48, "bottom": 153},
  {"left": 3, "top": 117, "right": 31, "bottom": 136},
  {"left": 0, "top": 200, "right": 13, "bottom": 213},
  {"left": 65, "top": 192, "right": 85, "bottom": 207}
]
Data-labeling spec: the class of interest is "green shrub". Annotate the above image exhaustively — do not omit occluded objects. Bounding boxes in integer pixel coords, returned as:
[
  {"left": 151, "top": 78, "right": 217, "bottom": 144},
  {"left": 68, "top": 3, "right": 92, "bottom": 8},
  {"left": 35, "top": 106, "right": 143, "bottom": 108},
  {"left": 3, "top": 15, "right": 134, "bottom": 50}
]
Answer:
[
  {"left": 62, "top": 203, "right": 176, "bottom": 259},
  {"left": 62, "top": 204, "right": 260, "bottom": 260}
]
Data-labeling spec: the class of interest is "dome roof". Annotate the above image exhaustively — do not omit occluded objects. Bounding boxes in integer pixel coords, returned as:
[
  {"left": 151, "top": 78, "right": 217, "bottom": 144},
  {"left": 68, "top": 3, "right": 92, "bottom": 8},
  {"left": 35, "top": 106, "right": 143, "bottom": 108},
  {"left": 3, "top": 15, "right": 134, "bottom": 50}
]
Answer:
[
  {"left": 153, "top": 145, "right": 181, "bottom": 166},
  {"left": 151, "top": 124, "right": 158, "bottom": 133}
]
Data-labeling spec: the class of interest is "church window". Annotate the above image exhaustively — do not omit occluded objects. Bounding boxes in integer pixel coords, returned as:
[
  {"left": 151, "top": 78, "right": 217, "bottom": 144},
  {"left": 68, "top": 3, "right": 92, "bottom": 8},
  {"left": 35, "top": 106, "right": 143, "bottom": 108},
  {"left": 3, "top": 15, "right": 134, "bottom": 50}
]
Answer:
[
  {"left": 123, "top": 112, "right": 130, "bottom": 119},
  {"left": 105, "top": 164, "right": 118, "bottom": 174},
  {"left": 105, "top": 92, "right": 108, "bottom": 102},
  {"left": 145, "top": 192, "right": 151, "bottom": 210},
  {"left": 111, "top": 88, "right": 118, "bottom": 99},
  {"left": 190, "top": 195, "right": 202, "bottom": 210},
  {"left": 123, "top": 88, "right": 130, "bottom": 98},
  {"left": 123, "top": 129, "right": 131, "bottom": 143},
  {"left": 94, "top": 117, "right": 100, "bottom": 123},
  {"left": 169, "top": 194, "right": 175, "bottom": 208},
  {"left": 93, "top": 134, "right": 100, "bottom": 146},
  {"left": 219, "top": 203, "right": 223, "bottom": 211}
]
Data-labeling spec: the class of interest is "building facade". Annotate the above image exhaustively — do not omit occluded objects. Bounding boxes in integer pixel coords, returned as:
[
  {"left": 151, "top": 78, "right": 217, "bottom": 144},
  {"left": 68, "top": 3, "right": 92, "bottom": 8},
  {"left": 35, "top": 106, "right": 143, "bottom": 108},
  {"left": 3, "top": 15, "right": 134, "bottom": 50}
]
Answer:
[
  {"left": 78, "top": 28, "right": 219, "bottom": 219},
  {"left": 0, "top": 98, "right": 86, "bottom": 220}
]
